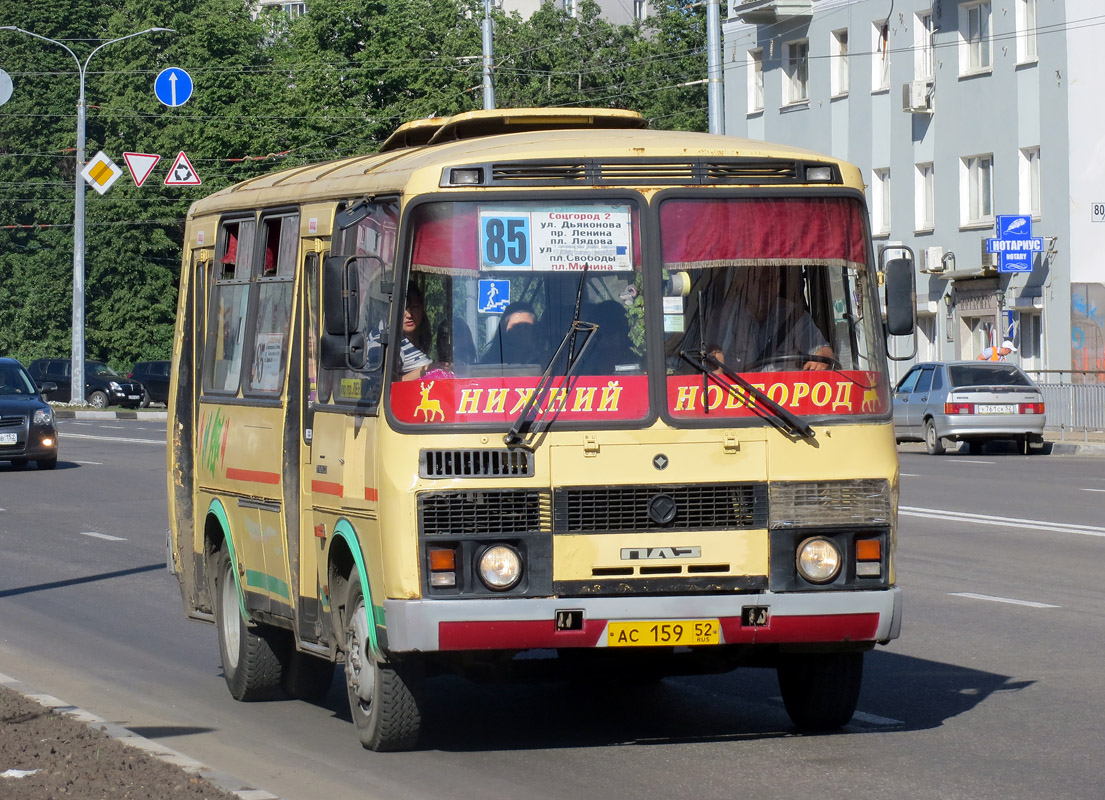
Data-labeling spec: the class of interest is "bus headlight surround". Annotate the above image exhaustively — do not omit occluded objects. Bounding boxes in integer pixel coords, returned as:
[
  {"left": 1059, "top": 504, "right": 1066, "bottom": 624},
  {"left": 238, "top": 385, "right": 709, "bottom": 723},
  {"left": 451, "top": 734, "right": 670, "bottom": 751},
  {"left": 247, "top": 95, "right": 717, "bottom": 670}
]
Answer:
[
  {"left": 796, "top": 537, "right": 842, "bottom": 584},
  {"left": 478, "top": 544, "right": 523, "bottom": 591}
]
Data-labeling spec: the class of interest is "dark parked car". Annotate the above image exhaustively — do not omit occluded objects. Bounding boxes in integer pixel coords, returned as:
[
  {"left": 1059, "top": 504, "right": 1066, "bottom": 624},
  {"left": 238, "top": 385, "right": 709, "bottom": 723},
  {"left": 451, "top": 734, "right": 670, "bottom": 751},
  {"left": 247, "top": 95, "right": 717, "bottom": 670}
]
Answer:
[
  {"left": 0, "top": 357, "right": 59, "bottom": 469},
  {"left": 28, "top": 358, "right": 145, "bottom": 409},
  {"left": 128, "top": 360, "right": 171, "bottom": 407},
  {"left": 892, "top": 360, "right": 1046, "bottom": 455}
]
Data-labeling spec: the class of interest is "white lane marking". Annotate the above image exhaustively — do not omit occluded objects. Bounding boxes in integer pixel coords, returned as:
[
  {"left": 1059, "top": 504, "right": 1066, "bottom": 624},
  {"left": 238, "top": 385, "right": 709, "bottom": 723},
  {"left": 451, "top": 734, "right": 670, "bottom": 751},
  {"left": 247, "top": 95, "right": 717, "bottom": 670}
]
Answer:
[
  {"left": 900, "top": 473, "right": 922, "bottom": 477},
  {"left": 1078, "top": 488, "right": 1105, "bottom": 493},
  {"left": 900, "top": 506, "right": 1105, "bottom": 538},
  {"left": 60, "top": 432, "right": 164, "bottom": 445},
  {"left": 949, "top": 592, "right": 1059, "bottom": 609},
  {"left": 99, "top": 425, "right": 125, "bottom": 429},
  {"left": 74, "top": 460, "right": 102, "bottom": 465},
  {"left": 79, "top": 531, "right": 127, "bottom": 542},
  {"left": 851, "top": 710, "right": 905, "bottom": 726},
  {"left": 951, "top": 459, "right": 994, "bottom": 464}
]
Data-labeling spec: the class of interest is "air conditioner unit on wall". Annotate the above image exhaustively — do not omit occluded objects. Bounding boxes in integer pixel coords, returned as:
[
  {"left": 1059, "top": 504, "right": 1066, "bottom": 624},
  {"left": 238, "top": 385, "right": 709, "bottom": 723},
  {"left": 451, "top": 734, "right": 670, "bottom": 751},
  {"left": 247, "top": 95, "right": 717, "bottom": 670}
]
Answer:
[
  {"left": 902, "top": 80, "right": 933, "bottom": 114},
  {"left": 921, "top": 246, "right": 945, "bottom": 273},
  {"left": 980, "top": 239, "right": 999, "bottom": 270}
]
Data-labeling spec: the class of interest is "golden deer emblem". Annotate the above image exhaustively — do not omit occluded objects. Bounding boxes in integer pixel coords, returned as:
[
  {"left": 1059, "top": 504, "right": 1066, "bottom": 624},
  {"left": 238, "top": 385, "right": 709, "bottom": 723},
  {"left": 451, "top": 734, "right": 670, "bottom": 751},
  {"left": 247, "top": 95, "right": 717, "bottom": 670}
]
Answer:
[
  {"left": 861, "top": 388, "right": 879, "bottom": 412},
  {"left": 414, "top": 381, "right": 444, "bottom": 422}
]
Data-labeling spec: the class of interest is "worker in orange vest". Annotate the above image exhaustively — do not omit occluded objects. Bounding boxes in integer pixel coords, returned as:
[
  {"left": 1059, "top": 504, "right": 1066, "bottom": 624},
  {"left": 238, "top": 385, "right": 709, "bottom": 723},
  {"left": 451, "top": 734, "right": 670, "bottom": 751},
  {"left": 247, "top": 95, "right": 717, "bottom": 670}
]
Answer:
[{"left": 977, "top": 340, "right": 1016, "bottom": 361}]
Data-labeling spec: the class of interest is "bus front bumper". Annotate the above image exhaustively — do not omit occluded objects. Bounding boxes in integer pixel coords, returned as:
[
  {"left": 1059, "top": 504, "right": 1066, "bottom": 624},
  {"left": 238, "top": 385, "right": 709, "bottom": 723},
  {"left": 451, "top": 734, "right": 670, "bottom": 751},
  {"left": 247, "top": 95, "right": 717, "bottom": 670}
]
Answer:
[{"left": 382, "top": 586, "right": 902, "bottom": 653}]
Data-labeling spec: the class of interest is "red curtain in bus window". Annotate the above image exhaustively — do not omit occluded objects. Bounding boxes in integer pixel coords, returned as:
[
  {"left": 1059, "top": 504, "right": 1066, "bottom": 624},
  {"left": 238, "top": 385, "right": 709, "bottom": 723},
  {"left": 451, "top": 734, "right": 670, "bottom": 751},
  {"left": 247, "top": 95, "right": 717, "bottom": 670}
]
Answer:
[{"left": 660, "top": 197, "right": 868, "bottom": 269}]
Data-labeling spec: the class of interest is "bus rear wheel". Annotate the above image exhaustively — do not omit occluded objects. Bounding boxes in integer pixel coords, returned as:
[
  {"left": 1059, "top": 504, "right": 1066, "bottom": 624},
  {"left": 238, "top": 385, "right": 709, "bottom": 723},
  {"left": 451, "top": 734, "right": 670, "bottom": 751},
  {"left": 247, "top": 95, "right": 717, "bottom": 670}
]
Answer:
[
  {"left": 342, "top": 574, "right": 422, "bottom": 751},
  {"left": 212, "top": 545, "right": 285, "bottom": 701},
  {"left": 777, "top": 651, "right": 863, "bottom": 731}
]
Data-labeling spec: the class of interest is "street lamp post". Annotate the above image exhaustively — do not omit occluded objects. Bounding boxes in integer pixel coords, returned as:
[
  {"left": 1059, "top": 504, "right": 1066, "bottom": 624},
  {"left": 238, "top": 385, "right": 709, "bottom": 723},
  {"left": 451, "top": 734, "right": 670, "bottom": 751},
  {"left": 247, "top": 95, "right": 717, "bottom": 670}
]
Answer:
[{"left": 0, "top": 26, "right": 172, "bottom": 404}]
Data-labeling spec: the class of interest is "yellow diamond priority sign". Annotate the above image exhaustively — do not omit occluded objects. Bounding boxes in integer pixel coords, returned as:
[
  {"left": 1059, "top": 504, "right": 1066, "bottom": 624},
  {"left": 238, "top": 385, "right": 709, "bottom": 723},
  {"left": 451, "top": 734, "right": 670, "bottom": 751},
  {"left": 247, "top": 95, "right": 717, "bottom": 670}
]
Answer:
[{"left": 81, "top": 151, "right": 123, "bottom": 195}]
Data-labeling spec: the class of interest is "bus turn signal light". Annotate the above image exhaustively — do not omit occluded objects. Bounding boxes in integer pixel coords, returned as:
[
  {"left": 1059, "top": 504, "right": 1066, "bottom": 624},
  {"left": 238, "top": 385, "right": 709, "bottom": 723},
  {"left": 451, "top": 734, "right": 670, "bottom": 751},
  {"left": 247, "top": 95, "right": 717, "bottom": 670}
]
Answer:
[{"left": 855, "top": 539, "right": 881, "bottom": 561}]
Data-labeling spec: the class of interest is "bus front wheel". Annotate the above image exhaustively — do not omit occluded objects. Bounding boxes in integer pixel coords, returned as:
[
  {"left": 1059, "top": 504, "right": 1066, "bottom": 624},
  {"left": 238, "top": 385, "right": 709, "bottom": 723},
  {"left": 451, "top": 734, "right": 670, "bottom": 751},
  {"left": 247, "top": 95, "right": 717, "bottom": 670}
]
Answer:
[
  {"left": 342, "top": 574, "right": 422, "bottom": 751},
  {"left": 776, "top": 651, "right": 863, "bottom": 731},
  {"left": 212, "top": 545, "right": 285, "bottom": 701}
]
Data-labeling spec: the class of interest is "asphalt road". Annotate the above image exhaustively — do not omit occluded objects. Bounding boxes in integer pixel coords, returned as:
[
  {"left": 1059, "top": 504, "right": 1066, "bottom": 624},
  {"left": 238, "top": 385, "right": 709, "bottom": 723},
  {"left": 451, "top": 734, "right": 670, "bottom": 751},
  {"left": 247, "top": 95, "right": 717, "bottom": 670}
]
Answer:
[{"left": 2, "top": 419, "right": 1104, "bottom": 800}]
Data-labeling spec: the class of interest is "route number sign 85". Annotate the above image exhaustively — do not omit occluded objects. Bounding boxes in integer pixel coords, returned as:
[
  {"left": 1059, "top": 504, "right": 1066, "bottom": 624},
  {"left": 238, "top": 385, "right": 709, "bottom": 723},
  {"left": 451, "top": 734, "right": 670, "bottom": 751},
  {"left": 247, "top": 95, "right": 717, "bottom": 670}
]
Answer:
[
  {"left": 482, "top": 214, "right": 532, "bottom": 267},
  {"left": 1093, "top": 203, "right": 1105, "bottom": 223}
]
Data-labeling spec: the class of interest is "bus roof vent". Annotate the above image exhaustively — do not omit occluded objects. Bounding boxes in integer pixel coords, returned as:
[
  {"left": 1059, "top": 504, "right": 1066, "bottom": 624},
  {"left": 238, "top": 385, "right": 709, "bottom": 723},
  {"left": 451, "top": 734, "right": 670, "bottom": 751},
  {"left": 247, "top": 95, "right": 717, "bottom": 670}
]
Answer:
[
  {"left": 420, "top": 448, "right": 535, "bottom": 479},
  {"left": 491, "top": 162, "right": 590, "bottom": 184},
  {"left": 706, "top": 160, "right": 799, "bottom": 182}
]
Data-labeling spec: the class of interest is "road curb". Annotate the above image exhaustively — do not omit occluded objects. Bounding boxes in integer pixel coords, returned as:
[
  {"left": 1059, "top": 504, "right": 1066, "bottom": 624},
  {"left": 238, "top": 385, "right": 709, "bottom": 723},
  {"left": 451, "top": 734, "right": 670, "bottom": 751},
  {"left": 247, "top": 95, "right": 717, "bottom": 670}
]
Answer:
[
  {"left": 0, "top": 670, "right": 279, "bottom": 800},
  {"left": 52, "top": 409, "right": 168, "bottom": 420}
]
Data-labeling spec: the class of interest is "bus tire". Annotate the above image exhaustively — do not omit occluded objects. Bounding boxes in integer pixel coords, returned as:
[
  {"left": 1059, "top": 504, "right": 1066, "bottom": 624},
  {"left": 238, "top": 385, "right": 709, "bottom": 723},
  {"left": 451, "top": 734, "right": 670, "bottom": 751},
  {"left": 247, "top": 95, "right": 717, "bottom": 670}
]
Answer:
[
  {"left": 777, "top": 651, "right": 863, "bottom": 731},
  {"left": 342, "top": 575, "right": 421, "bottom": 751},
  {"left": 212, "top": 545, "right": 285, "bottom": 701},
  {"left": 281, "top": 651, "right": 336, "bottom": 703}
]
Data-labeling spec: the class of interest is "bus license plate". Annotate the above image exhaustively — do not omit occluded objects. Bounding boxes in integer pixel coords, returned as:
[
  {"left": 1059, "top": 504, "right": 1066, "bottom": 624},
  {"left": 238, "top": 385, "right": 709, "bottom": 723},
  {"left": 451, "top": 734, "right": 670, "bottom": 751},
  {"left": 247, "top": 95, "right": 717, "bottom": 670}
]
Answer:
[
  {"left": 607, "top": 620, "right": 720, "bottom": 647},
  {"left": 977, "top": 404, "right": 1015, "bottom": 414},
  {"left": 0, "top": 433, "right": 16, "bottom": 445}
]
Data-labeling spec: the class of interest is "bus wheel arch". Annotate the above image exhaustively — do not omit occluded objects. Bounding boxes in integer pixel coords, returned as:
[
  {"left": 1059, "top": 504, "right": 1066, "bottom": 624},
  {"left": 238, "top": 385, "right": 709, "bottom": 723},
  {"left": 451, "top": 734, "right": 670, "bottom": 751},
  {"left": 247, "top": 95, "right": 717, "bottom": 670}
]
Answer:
[{"left": 203, "top": 500, "right": 286, "bottom": 701}]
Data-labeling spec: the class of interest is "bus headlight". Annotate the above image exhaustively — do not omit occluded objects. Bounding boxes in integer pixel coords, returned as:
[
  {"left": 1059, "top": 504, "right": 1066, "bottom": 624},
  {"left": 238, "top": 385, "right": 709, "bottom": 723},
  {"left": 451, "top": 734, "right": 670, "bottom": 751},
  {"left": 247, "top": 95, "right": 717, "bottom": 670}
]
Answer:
[
  {"left": 478, "top": 545, "right": 522, "bottom": 590},
  {"left": 796, "top": 537, "right": 841, "bottom": 583}
]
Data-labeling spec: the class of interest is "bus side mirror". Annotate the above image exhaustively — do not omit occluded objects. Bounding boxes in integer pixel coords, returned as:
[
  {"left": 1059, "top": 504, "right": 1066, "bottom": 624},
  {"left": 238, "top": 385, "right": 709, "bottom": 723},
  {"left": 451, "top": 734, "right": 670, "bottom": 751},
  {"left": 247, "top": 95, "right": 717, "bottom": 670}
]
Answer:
[
  {"left": 323, "top": 255, "right": 360, "bottom": 336},
  {"left": 320, "top": 331, "right": 367, "bottom": 370},
  {"left": 884, "top": 257, "right": 916, "bottom": 337}
]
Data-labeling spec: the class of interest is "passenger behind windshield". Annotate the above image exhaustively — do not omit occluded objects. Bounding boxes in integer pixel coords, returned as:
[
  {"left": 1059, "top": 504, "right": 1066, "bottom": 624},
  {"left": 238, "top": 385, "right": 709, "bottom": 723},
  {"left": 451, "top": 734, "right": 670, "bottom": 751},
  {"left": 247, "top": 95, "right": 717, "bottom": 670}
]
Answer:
[
  {"left": 481, "top": 302, "right": 548, "bottom": 367},
  {"left": 575, "top": 299, "right": 637, "bottom": 374}
]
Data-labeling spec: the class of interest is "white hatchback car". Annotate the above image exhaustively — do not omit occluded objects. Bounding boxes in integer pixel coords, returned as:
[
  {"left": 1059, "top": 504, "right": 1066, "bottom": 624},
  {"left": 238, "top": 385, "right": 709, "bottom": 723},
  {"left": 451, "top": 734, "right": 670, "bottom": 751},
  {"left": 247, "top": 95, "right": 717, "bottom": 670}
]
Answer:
[{"left": 892, "top": 361, "right": 1046, "bottom": 455}]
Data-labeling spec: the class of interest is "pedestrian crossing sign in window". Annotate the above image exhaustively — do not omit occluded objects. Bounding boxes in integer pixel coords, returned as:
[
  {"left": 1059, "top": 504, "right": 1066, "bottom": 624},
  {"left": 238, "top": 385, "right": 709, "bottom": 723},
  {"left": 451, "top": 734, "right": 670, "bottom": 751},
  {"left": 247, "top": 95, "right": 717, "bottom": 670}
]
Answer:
[
  {"left": 80, "top": 151, "right": 123, "bottom": 195},
  {"left": 478, "top": 279, "right": 510, "bottom": 314}
]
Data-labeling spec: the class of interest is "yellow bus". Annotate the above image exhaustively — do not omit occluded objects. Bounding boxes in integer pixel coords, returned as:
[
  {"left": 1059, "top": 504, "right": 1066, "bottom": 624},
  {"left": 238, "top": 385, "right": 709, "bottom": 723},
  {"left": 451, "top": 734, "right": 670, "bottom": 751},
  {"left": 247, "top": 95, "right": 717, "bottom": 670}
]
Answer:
[{"left": 167, "top": 107, "right": 916, "bottom": 751}]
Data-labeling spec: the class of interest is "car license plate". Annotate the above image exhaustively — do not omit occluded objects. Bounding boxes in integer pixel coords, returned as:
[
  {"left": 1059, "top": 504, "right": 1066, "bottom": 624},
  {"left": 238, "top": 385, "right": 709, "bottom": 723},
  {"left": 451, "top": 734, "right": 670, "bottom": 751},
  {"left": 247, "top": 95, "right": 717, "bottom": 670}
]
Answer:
[
  {"left": 128, "top": 395, "right": 140, "bottom": 400},
  {"left": 607, "top": 620, "right": 720, "bottom": 647},
  {"left": 0, "top": 433, "right": 16, "bottom": 445},
  {"left": 977, "top": 404, "right": 1015, "bottom": 414}
]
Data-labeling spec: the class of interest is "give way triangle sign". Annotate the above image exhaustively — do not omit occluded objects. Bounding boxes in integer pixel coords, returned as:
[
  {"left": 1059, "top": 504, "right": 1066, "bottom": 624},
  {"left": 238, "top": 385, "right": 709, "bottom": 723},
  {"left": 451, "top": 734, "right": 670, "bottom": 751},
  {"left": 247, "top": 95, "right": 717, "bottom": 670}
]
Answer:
[
  {"left": 164, "top": 151, "right": 202, "bottom": 186},
  {"left": 122, "top": 152, "right": 161, "bottom": 187}
]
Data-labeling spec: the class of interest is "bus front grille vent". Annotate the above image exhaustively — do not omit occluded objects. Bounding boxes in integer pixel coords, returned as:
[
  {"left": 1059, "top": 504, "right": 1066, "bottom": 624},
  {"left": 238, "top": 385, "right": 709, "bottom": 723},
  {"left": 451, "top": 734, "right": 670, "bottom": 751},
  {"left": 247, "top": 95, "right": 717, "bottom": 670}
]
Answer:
[
  {"left": 419, "top": 489, "right": 551, "bottom": 536},
  {"left": 420, "top": 448, "right": 534, "bottom": 478},
  {"left": 490, "top": 162, "right": 589, "bottom": 183},
  {"left": 553, "top": 483, "right": 767, "bottom": 533}
]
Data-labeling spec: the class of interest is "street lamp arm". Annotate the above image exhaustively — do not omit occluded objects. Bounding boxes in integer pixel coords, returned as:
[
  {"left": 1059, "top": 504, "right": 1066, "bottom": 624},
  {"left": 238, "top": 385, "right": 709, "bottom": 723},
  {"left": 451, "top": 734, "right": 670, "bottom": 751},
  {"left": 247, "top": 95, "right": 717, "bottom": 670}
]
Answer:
[
  {"left": 0, "top": 26, "right": 80, "bottom": 73},
  {"left": 83, "top": 27, "right": 175, "bottom": 71}
]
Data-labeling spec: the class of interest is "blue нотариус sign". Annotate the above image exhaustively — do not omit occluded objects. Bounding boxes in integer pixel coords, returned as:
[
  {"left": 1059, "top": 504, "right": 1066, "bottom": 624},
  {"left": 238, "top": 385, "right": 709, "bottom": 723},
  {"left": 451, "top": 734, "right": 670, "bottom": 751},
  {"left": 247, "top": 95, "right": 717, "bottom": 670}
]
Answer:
[{"left": 986, "top": 215, "right": 1044, "bottom": 273}]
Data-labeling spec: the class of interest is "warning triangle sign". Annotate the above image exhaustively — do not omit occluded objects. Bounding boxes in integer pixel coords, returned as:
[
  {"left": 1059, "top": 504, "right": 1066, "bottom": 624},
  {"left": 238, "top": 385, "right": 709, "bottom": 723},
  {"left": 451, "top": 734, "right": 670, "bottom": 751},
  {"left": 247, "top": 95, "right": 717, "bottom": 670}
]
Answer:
[
  {"left": 164, "top": 151, "right": 202, "bottom": 186},
  {"left": 123, "top": 152, "right": 161, "bottom": 187}
]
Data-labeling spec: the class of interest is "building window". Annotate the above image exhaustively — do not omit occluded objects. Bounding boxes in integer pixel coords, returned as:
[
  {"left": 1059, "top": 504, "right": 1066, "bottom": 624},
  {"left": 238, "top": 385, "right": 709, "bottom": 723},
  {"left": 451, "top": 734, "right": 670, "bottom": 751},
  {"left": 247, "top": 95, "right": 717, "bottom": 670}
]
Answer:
[
  {"left": 915, "top": 11, "right": 934, "bottom": 80},
  {"left": 872, "top": 168, "right": 891, "bottom": 235},
  {"left": 1020, "top": 147, "right": 1041, "bottom": 217},
  {"left": 961, "top": 154, "right": 994, "bottom": 225},
  {"left": 784, "top": 39, "right": 809, "bottom": 104},
  {"left": 564, "top": 0, "right": 577, "bottom": 17},
  {"left": 960, "top": 1, "right": 992, "bottom": 74},
  {"left": 633, "top": 0, "right": 648, "bottom": 22},
  {"left": 1017, "top": 0, "right": 1037, "bottom": 63},
  {"left": 915, "top": 162, "right": 935, "bottom": 231},
  {"left": 871, "top": 20, "right": 891, "bottom": 92},
  {"left": 747, "top": 48, "right": 764, "bottom": 113},
  {"left": 831, "top": 29, "right": 849, "bottom": 96}
]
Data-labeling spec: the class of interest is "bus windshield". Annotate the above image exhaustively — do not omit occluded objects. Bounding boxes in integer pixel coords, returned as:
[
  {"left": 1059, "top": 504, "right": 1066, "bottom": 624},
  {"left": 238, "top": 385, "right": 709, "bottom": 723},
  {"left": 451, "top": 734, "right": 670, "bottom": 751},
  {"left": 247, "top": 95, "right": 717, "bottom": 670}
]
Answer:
[
  {"left": 660, "top": 195, "right": 887, "bottom": 421},
  {"left": 389, "top": 198, "right": 650, "bottom": 426}
]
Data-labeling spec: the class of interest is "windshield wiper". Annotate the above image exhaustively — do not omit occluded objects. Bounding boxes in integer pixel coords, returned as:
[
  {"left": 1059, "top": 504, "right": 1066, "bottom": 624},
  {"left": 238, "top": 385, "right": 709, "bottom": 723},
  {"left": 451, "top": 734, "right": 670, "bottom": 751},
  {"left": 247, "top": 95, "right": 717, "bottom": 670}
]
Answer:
[
  {"left": 504, "top": 269, "right": 597, "bottom": 450},
  {"left": 679, "top": 349, "right": 815, "bottom": 440}
]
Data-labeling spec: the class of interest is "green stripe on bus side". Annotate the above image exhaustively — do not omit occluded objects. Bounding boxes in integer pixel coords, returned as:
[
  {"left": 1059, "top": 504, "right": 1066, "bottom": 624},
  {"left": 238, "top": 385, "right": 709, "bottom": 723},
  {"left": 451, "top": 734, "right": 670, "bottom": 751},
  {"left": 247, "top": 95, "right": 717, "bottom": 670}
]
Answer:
[
  {"left": 331, "top": 519, "right": 382, "bottom": 658},
  {"left": 206, "top": 498, "right": 248, "bottom": 622},
  {"left": 244, "top": 569, "right": 291, "bottom": 599}
]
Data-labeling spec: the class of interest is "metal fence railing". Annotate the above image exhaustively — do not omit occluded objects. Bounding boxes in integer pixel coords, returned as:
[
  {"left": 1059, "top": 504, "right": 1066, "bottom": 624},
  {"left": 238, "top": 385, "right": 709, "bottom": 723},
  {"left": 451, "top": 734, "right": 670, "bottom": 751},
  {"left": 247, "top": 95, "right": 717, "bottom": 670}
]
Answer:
[{"left": 1027, "top": 370, "right": 1105, "bottom": 436}]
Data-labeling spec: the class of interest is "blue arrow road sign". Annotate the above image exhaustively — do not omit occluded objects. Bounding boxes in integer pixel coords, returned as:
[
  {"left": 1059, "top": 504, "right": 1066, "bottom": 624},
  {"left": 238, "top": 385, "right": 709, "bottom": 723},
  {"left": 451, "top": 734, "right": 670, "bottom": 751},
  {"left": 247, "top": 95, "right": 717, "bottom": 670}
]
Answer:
[{"left": 154, "top": 67, "right": 193, "bottom": 108}]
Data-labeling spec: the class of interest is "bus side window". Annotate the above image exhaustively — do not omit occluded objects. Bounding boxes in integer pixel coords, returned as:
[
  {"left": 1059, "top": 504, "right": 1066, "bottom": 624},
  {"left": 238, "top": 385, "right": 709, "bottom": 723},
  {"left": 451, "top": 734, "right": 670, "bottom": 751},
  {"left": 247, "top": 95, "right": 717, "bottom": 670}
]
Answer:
[
  {"left": 323, "top": 200, "right": 398, "bottom": 410},
  {"left": 247, "top": 213, "right": 298, "bottom": 395},
  {"left": 204, "top": 218, "right": 255, "bottom": 395}
]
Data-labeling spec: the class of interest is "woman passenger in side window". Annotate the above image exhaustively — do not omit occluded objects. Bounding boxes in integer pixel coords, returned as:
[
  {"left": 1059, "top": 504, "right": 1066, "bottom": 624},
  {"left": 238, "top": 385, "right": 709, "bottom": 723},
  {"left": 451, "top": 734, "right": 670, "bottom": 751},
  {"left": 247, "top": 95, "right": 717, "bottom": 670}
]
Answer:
[{"left": 398, "top": 283, "right": 434, "bottom": 380}]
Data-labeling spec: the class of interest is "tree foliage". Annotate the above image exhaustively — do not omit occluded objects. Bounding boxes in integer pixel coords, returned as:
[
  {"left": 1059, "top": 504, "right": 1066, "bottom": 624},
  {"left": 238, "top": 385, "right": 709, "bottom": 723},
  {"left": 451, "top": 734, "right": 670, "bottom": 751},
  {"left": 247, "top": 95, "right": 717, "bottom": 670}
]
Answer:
[{"left": 0, "top": 0, "right": 705, "bottom": 369}]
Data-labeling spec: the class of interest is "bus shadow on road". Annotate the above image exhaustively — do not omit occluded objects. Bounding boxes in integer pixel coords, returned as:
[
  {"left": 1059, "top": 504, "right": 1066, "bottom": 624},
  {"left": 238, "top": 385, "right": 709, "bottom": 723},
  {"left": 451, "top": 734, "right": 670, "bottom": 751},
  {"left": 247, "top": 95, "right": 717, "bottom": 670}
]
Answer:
[{"left": 311, "top": 649, "right": 1025, "bottom": 752}]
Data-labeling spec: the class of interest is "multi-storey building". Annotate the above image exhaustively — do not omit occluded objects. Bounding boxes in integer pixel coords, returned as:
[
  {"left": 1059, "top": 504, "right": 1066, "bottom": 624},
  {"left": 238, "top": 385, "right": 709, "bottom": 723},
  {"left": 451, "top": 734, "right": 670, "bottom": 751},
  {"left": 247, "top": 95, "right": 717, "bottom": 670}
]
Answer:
[{"left": 724, "top": 0, "right": 1105, "bottom": 379}]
